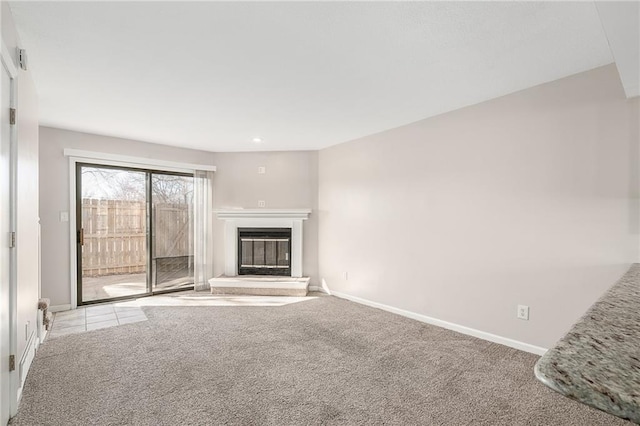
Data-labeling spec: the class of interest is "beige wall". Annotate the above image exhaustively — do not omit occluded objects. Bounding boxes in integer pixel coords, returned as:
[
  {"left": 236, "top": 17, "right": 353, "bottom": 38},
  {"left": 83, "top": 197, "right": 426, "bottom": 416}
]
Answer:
[
  {"left": 318, "top": 64, "right": 640, "bottom": 349},
  {"left": 39, "top": 127, "right": 319, "bottom": 307},
  {"left": 2, "top": 0, "right": 40, "bottom": 395},
  {"left": 39, "top": 127, "right": 215, "bottom": 307},
  {"left": 211, "top": 151, "right": 319, "bottom": 282}
]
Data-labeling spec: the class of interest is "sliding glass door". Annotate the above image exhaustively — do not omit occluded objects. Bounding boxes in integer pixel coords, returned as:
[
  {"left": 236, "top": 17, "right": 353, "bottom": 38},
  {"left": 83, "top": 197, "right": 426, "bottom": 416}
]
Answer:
[
  {"left": 151, "top": 173, "right": 194, "bottom": 292},
  {"left": 77, "top": 164, "right": 194, "bottom": 305}
]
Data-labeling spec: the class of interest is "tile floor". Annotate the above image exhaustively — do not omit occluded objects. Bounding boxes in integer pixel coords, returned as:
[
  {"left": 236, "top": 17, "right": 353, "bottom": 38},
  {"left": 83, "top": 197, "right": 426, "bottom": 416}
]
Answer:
[
  {"left": 49, "top": 304, "right": 148, "bottom": 339},
  {"left": 47, "top": 290, "right": 322, "bottom": 340}
]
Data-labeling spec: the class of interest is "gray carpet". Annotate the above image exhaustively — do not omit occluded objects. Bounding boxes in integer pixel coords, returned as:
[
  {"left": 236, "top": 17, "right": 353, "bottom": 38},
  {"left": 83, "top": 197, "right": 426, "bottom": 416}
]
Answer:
[{"left": 11, "top": 295, "right": 630, "bottom": 425}]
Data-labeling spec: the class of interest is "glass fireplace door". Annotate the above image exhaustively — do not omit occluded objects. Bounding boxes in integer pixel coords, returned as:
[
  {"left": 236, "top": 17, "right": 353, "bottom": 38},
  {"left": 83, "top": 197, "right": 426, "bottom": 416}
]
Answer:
[{"left": 238, "top": 228, "right": 291, "bottom": 276}]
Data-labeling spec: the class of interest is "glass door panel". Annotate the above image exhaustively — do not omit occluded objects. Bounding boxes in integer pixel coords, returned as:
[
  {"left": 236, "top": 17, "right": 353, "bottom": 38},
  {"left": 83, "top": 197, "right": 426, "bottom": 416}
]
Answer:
[
  {"left": 151, "top": 173, "right": 194, "bottom": 291},
  {"left": 78, "top": 165, "right": 149, "bottom": 304}
]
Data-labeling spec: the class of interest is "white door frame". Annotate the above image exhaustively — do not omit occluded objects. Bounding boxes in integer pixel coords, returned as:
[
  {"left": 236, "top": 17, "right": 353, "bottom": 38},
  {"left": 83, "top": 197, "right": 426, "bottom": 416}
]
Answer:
[{"left": 1, "top": 40, "right": 19, "bottom": 421}]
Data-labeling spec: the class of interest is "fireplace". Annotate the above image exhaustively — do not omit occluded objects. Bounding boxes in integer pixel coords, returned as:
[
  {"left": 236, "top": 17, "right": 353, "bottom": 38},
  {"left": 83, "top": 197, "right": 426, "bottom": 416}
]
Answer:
[
  {"left": 211, "top": 209, "right": 311, "bottom": 295},
  {"left": 238, "top": 228, "right": 291, "bottom": 276}
]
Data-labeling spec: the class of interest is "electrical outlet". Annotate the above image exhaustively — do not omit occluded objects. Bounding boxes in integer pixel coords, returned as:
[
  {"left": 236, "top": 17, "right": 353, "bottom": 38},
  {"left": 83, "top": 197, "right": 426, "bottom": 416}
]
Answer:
[
  {"left": 517, "top": 305, "right": 529, "bottom": 320},
  {"left": 258, "top": 200, "right": 266, "bottom": 208},
  {"left": 258, "top": 166, "right": 266, "bottom": 174},
  {"left": 60, "top": 211, "right": 69, "bottom": 222}
]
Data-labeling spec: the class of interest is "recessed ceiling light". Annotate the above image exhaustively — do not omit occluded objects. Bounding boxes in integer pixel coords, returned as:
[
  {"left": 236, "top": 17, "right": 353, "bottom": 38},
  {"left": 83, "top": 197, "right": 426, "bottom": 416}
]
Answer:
[{"left": 252, "top": 137, "right": 263, "bottom": 143}]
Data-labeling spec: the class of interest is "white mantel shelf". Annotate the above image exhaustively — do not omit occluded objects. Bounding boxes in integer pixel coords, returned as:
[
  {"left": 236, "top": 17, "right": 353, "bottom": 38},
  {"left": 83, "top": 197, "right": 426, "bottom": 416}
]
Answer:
[{"left": 215, "top": 209, "right": 311, "bottom": 220}]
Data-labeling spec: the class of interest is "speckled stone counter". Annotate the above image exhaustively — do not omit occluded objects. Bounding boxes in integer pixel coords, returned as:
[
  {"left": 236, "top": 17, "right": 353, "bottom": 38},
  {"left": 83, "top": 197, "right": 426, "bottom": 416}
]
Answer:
[{"left": 535, "top": 264, "right": 640, "bottom": 423}]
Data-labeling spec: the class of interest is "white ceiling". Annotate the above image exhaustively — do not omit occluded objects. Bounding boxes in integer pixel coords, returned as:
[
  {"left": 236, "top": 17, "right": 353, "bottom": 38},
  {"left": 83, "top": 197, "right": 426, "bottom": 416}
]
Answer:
[{"left": 10, "top": 1, "right": 615, "bottom": 152}]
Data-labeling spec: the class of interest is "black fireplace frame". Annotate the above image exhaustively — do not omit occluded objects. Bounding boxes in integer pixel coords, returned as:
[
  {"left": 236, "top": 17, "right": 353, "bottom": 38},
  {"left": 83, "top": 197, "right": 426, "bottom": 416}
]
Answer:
[{"left": 237, "top": 228, "right": 292, "bottom": 276}]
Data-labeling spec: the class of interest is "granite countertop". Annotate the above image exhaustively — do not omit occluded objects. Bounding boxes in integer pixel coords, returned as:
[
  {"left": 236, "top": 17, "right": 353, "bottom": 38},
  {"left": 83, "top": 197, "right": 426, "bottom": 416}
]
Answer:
[{"left": 535, "top": 264, "right": 640, "bottom": 424}]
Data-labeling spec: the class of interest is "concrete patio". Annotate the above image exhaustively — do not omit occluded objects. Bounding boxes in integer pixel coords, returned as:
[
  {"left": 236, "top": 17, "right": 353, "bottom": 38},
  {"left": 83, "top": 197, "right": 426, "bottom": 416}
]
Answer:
[{"left": 82, "top": 272, "right": 193, "bottom": 302}]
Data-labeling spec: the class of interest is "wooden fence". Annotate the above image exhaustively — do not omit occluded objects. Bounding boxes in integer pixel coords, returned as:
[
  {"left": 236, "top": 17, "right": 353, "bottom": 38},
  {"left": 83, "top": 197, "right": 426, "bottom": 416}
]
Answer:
[{"left": 81, "top": 198, "right": 192, "bottom": 277}]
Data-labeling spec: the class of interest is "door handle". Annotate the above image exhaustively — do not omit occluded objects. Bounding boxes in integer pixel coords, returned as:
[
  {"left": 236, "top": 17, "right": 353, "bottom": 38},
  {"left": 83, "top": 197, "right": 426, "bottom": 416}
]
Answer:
[{"left": 79, "top": 228, "right": 84, "bottom": 246}]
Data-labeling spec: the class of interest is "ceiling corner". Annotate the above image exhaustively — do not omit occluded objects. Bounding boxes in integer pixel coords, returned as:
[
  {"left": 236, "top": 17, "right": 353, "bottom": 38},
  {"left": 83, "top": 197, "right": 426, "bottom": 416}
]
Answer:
[{"left": 595, "top": 1, "right": 640, "bottom": 98}]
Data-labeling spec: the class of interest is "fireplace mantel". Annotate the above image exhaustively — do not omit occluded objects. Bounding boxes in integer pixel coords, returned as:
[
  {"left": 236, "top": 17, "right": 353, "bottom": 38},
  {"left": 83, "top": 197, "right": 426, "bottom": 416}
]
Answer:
[
  {"left": 215, "top": 209, "right": 311, "bottom": 220},
  {"left": 215, "top": 209, "right": 311, "bottom": 278}
]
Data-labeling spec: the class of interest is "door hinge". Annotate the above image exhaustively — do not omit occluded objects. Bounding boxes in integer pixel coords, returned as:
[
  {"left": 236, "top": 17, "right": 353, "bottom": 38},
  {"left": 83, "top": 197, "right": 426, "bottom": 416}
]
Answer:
[
  {"left": 18, "top": 48, "right": 28, "bottom": 71},
  {"left": 9, "top": 231, "right": 16, "bottom": 248},
  {"left": 9, "top": 355, "right": 15, "bottom": 372},
  {"left": 9, "top": 108, "right": 16, "bottom": 125}
]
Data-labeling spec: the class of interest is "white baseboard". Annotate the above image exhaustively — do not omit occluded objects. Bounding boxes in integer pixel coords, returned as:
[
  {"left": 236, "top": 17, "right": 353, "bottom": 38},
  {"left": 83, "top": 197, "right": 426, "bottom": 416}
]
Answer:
[
  {"left": 308, "top": 285, "right": 329, "bottom": 294},
  {"left": 49, "top": 304, "right": 71, "bottom": 313},
  {"left": 329, "top": 290, "right": 548, "bottom": 356},
  {"left": 17, "top": 331, "right": 37, "bottom": 404}
]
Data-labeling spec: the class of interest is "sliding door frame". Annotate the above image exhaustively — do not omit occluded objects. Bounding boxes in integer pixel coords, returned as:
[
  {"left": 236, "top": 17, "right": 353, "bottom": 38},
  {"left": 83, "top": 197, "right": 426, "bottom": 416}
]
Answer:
[
  {"left": 75, "top": 162, "right": 151, "bottom": 306},
  {"left": 67, "top": 150, "right": 214, "bottom": 309}
]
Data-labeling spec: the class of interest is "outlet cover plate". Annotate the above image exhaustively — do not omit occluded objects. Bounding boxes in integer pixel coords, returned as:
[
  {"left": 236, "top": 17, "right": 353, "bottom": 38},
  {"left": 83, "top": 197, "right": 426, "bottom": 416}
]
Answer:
[{"left": 517, "top": 305, "right": 529, "bottom": 320}]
